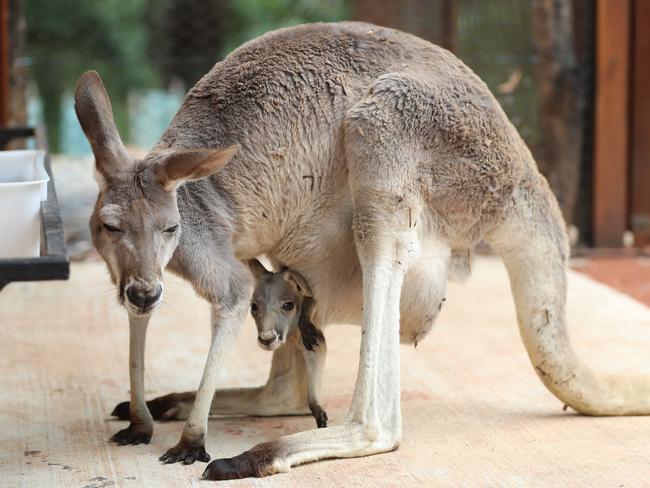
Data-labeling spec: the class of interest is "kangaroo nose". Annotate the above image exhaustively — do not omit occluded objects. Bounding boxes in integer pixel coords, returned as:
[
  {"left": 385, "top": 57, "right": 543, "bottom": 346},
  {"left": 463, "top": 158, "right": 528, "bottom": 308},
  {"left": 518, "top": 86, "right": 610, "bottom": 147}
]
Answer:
[
  {"left": 258, "top": 330, "right": 279, "bottom": 349},
  {"left": 126, "top": 284, "right": 162, "bottom": 310}
]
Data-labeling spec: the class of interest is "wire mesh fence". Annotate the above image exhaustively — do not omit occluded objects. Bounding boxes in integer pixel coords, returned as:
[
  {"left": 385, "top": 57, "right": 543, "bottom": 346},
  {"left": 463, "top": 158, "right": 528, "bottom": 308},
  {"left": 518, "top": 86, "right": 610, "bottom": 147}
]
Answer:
[
  {"left": 14, "top": 0, "right": 594, "bottom": 236},
  {"left": 19, "top": 0, "right": 550, "bottom": 152}
]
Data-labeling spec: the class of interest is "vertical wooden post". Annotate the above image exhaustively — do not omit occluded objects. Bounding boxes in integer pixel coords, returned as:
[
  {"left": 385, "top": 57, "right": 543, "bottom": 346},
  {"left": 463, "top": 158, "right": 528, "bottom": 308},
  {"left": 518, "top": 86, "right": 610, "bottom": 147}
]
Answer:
[
  {"left": 631, "top": 0, "right": 650, "bottom": 247},
  {"left": 593, "top": 0, "right": 631, "bottom": 247},
  {"left": 0, "top": 0, "right": 9, "bottom": 126},
  {"left": 531, "top": 0, "right": 583, "bottom": 226},
  {"left": 440, "top": 0, "right": 459, "bottom": 52}
]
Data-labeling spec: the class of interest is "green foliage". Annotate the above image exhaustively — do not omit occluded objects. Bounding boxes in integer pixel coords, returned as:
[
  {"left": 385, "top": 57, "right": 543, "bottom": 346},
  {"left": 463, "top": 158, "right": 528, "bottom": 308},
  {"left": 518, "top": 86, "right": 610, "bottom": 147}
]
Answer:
[
  {"left": 24, "top": 0, "right": 538, "bottom": 154},
  {"left": 24, "top": 0, "right": 350, "bottom": 152},
  {"left": 24, "top": 0, "right": 159, "bottom": 150},
  {"left": 222, "top": 0, "right": 350, "bottom": 56}
]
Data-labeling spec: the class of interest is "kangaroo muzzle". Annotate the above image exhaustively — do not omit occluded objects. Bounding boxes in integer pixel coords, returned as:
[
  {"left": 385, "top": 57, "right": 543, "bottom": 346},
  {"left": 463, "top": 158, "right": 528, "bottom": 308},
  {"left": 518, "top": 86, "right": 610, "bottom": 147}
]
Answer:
[{"left": 124, "top": 281, "right": 163, "bottom": 315}]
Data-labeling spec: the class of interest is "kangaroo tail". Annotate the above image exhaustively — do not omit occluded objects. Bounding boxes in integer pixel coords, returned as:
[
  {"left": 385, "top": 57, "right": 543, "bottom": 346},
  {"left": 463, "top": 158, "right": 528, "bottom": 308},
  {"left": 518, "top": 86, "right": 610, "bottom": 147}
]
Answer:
[{"left": 487, "top": 173, "right": 650, "bottom": 415}]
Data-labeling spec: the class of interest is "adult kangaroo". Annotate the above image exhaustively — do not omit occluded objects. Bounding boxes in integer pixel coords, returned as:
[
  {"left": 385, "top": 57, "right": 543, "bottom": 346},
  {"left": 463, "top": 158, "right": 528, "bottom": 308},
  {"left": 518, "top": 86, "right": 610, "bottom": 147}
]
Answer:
[{"left": 74, "top": 22, "right": 650, "bottom": 480}]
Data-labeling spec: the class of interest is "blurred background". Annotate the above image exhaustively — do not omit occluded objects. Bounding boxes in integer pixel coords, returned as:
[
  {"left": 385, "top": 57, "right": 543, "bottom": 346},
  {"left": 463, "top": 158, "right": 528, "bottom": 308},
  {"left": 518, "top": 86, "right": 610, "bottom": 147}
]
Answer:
[{"left": 1, "top": 1, "right": 648, "bottom": 268}]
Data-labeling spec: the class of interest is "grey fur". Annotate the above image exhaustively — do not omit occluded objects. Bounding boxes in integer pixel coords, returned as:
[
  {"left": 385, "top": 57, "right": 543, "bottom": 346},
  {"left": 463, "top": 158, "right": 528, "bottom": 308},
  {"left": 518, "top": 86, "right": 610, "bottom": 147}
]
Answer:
[
  {"left": 249, "top": 262, "right": 327, "bottom": 428},
  {"left": 75, "top": 21, "right": 650, "bottom": 479}
]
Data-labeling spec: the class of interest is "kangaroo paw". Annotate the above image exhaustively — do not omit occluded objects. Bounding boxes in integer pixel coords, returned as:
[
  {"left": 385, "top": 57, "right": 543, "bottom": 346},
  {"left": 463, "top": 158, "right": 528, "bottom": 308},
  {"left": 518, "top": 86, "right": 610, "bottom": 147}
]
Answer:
[
  {"left": 310, "top": 403, "right": 328, "bottom": 428},
  {"left": 110, "top": 422, "right": 153, "bottom": 445},
  {"left": 159, "top": 440, "right": 210, "bottom": 465}
]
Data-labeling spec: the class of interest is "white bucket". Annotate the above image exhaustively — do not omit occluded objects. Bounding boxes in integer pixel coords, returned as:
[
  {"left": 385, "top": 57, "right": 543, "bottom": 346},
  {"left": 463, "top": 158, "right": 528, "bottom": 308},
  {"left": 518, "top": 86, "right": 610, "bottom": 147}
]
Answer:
[{"left": 0, "top": 150, "right": 50, "bottom": 258}]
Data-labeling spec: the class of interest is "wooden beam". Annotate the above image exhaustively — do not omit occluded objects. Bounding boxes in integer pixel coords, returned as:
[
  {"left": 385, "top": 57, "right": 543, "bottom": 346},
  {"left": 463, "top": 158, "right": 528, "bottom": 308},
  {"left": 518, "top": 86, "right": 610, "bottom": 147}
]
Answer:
[
  {"left": 593, "top": 0, "right": 631, "bottom": 247},
  {"left": 631, "top": 0, "right": 650, "bottom": 247},
  {"left": 440, "top": 0, "right": 459, "bottom": 52},
  {"left": 0, "top": 0, "right": 9, "bottom": 126}
]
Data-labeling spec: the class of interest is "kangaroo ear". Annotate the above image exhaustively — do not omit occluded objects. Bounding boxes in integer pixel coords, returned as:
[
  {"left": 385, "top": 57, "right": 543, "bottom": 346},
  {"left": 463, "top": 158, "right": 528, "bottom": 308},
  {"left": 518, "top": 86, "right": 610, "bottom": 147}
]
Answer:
[
  {"left": 157, "top": 145, "right": 240, "bottom": 191},
  {"left": 74, "top": 71, "right": 130, "bottom": 178},
  {"left": 247, "top": 259, "right": 270, "bottom": 280},
  {"left": 282, "top": 269, "right": 312, "bottom": 298}
]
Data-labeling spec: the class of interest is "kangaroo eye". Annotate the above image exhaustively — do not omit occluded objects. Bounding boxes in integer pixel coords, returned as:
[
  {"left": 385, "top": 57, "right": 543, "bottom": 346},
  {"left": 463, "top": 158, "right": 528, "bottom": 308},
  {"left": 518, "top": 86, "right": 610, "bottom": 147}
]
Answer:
[
  {"left": 282, "top": 302, "right": 295, "bottom": 311},
  {"left": 164, "top": 224, "right": 179, "bottom": 234},
  {"left": 103, "top": 223, "right": 121, "bottom": 233},
  {"left": 250, "top": 303, "right": 258, "bottom": 313}
]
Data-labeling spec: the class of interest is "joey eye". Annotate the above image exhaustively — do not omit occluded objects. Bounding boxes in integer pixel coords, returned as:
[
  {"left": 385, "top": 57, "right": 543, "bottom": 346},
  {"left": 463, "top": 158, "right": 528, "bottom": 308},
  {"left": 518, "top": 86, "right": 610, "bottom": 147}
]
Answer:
[
  {"left": 250, "top": 303, "right": 258, "bottom": 313},
  {"left": 282, "top": 302, "right": 295, "bottom": 311},
  {"left": 164, "top": 224, "right": 179, "bottom": 234},
  {"left": 103, "top": 223, "right": 121, "bottom": 233}
]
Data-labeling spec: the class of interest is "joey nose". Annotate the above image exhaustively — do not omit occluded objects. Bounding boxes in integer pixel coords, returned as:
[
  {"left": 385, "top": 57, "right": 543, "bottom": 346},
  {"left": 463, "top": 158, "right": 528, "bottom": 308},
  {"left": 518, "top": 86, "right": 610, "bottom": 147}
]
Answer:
[
  {"left": 127, "top": 284, "right": 162, "bottom": 310},
  {"left": 258, "top": 331, "right": 278, "bottom": 348}
]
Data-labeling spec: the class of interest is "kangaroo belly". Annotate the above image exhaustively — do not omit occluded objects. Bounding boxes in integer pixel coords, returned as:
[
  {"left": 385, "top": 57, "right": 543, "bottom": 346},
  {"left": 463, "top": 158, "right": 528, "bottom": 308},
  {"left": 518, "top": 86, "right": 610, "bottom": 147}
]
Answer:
[
  {"left": 399, "top": 261, "right": 448, "bottom": 345},
  {"left": 313, "top": 256, "right": 448, "bottom": 346},
  {"left": 278, "top": 212, "right": 450, "bottom": 346}
]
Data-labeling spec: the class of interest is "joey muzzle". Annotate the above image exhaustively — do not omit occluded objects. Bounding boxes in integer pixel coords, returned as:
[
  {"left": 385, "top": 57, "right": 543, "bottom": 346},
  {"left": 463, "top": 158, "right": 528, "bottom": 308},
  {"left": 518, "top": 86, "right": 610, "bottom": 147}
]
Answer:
[{"left": 257, "top": 330, "right": 282, "bottom": 350}]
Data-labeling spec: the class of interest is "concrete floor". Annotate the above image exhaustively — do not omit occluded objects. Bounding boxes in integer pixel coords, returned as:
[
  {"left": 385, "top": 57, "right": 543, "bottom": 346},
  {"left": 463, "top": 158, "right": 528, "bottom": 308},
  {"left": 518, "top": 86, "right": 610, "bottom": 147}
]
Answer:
[{"left": 1, "top": 258, "right": 649, "bottom": 487}]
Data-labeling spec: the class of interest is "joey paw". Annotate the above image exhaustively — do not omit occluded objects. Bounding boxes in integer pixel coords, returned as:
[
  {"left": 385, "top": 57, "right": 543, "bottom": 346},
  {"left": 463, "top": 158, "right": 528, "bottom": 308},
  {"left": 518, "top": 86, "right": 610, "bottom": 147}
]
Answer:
[{"left": 310, "top": 404, "right": 328, "bottom": 428}]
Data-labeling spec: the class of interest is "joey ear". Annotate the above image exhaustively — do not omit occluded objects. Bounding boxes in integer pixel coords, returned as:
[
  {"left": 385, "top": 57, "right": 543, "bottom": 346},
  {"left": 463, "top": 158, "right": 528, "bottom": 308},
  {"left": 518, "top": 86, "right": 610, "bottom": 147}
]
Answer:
[
  {"left": 74, "top": 71, "right": 130, "bottom": 178},
  {"left": 157, "top": 145, "right": 240, "bottom": 191},
  {"left": 247, "top": 259, "right": 270, "bottom": 280},
  {"left": 282, "top": 269, "right": 312, "bottom": 298}
]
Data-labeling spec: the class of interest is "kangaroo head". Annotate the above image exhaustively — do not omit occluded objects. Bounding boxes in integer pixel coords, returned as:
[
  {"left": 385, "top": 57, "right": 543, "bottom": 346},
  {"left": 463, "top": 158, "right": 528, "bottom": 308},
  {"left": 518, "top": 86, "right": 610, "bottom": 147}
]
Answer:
[
  {"left": 74, "top": 71, "right": 238, "bottom": 316},
  {"left": 248, "top": 260, "right": 313, "bottom": 351}
]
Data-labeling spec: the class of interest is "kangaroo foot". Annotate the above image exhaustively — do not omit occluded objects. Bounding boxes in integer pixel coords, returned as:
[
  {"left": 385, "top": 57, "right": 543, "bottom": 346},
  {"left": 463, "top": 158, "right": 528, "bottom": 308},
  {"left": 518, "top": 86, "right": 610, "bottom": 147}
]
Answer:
[
  {"left": 202, "top": 442, "right": 277, "bottom": 480},
  {"left": 112, "top": 392, "right": 195, "bottom": 421}
]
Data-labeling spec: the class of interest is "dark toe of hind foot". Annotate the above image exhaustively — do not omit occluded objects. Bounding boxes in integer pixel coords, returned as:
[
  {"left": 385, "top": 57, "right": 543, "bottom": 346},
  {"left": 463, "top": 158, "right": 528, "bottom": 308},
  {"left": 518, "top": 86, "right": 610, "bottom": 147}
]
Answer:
[
  {"left": 149, "top": 393, "right": 193, "bottom": 421},
  {"left": 111, "top": 401, "right": 130, "bottom": 420},
  {"left": 111, "top": 393, "right": 193, "bottom": 422},
  {"left": 202, "top": 443, "right": 279, "bottom": 480}
]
